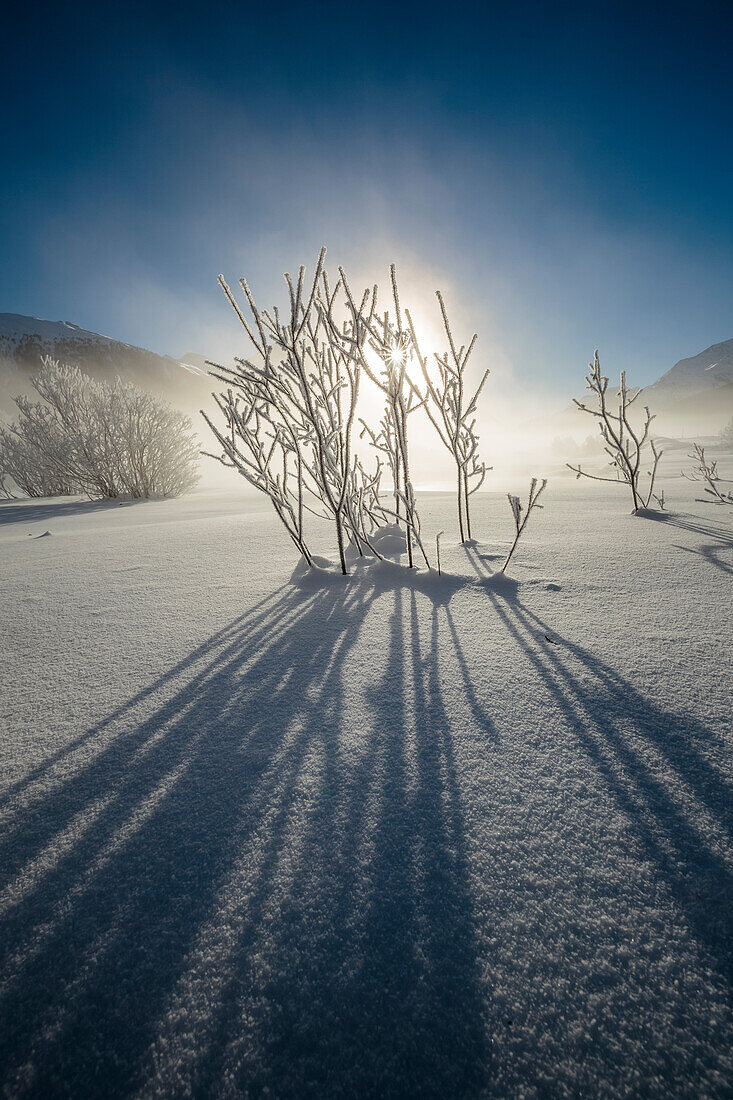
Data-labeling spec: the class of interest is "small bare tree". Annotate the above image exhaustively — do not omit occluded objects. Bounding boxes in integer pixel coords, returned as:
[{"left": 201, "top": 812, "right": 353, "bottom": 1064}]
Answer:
[
  {"left": 406, "top": 292, "right": 489, "bottom": 541},
  {"left": 205, "top": 250, "right": 494, "bottom": 576},
  {"left": 567, "top": 351, "right": 661, "bottom": 512},
  {"left": 683, "top": 443, "right": 733, "bottom": 506},
  {"left": 500, "top": 478, "right": 547, "bottom": 574}
]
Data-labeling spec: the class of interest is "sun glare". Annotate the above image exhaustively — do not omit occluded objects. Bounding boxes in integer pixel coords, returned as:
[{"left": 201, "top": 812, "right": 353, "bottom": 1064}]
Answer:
[{"left": 387, "top": 344, "right": 407, "bottom": 367}]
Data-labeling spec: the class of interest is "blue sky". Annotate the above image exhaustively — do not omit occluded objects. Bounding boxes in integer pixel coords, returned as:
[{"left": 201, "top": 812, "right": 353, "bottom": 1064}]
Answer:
[{"left": 3, "top": 0, "right": 733, "bottom": 394}]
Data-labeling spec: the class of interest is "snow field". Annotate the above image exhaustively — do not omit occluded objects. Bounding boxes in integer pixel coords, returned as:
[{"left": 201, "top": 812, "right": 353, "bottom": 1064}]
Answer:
[{"left": 0, "top": 482, "right": 731, "bottom": 1097}]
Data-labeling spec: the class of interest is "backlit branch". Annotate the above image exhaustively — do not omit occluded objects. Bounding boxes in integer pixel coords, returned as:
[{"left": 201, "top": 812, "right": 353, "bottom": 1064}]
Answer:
[{"left": 567, "top": 351, "right": 662, "bottom": 512}]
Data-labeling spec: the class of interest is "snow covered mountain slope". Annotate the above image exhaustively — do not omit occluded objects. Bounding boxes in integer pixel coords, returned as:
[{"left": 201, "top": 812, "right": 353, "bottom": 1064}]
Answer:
[
  {"left": 644, "top": 338, "right": 733, "bottom": 405},
  {"left": 0, "top": 314, "right": 211, "bottom": 412},
  {"left": 177, "top": 351, "right": 212, "bottom": 375},
  {"left": 545, "top": 338, "right": 733, "bottom": 439},
  {"left": 0, "top": 313, "right": 140, "bottom": 349}
]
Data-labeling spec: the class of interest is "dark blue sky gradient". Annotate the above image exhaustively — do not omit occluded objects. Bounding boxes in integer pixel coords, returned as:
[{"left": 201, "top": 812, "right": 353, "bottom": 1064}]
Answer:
[{"left": 3, "top": 0, "right": 733, "bottom": 391}]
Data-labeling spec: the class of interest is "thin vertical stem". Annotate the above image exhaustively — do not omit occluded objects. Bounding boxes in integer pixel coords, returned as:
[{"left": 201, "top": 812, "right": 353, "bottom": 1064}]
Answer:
[{"left": 463, "top": 469, "right": 472, "bottom": 540}]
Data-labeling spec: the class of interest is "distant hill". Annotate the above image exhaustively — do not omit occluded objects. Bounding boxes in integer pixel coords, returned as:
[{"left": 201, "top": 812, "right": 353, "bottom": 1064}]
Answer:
[
  {"left": 0, "top": 314, "right": 212, "bottom": 414},
  {"left": 3, "top": 315, "right": 732, "bottom": 439},
  {"left": 644, "top": 338, "right": 733, "bottom": 406},
  {"left": 536, "top": 338, "right": 733, "bottom": 440},
  {"left": 624, "top": 340, "right": 733, "bottom": 435}
]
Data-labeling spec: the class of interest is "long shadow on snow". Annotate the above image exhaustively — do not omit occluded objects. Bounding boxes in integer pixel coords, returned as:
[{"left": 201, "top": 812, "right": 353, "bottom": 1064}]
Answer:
[
  {"left": 0, "top": 568, "right": 490, "bottom": 1099},
  {"left": 670, "top": 540, "right": 733, "bottom": 574},
  {"left": 0, "top": 497, "right": 138, "bottom": 527},
  {"left": 639, "top": 508, "right": 733, "bottom": 545},
  {"left": 464, "top": 545, "right": 733, "bottom": 993},
  {"left": 638, "top": 509, "right": 733, "bottom": 574}
]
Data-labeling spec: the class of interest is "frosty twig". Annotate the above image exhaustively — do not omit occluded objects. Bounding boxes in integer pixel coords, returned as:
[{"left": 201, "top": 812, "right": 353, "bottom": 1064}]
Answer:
[{"left": 500, "top": 478, "right": 547, "bottom": 574}]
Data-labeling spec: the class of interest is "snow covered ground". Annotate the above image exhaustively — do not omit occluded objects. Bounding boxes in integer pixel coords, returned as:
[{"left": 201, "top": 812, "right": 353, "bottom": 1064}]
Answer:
[{"left": 0, "top": 479, "right": 731, "bottom": 1098}]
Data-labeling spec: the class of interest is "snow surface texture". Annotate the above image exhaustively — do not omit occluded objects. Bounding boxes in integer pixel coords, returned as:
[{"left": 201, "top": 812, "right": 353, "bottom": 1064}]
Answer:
[{"left": 0, "top": 484, "right": 731, "bottom": 1098}]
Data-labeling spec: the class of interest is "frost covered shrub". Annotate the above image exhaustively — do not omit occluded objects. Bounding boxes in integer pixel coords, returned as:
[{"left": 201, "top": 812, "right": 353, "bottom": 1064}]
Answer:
[
  {"left": 0, "top": 358, "right": 199, "bottom": 499},
  {"left": 684, "top": 442, "right": 733, "bottom": 506},
  {"left": 206, "top": 248, "right": 496, "bottom": 572},
  {"left": 205, "top": 250, "right": 432, "bottom": 574},
  {"left": 205, "top": 250, "right": 369, "bottom": 573},
  {"left": 567, "top": 351, "right": 662, "bottom": 512}
]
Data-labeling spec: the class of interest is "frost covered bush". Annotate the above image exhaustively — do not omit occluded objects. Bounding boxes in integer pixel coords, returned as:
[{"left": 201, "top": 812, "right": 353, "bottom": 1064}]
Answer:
[
  {"left": 684, "top": 442, "right": 733, "bottom": 506},
  {"left": 205, "top": 250, "right": 434, "bottom": 574},
  {"left": 567, "top": 351, "right": 662, "bottom": 512},
  {"left": 204, "top": 248, "right": 495, "bottom": 573},
  {"left": 0, "top": 358, "right": 199, "bottom": 499},
  {"left": 204, "top": 250, "right": 389, "bottom": 573}
]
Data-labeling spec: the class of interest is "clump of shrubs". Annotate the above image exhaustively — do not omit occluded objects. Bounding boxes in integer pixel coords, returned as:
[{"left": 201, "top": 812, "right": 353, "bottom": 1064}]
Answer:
[
  {"left": 0, "top": 358, "right": 199, "bottom": 499},
  {"left": 203, "top": 246, "right": 555, "bottom": 577}
]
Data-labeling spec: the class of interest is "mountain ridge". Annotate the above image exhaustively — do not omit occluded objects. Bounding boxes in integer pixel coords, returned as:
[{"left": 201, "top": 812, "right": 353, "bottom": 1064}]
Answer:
[
  {"left": 644, "top": 337, "right": 733, "bottom": 404},
  {"left": 0, "top": 313, "right": 211, "bottom": 413},
  {"left": 2, "top": 313, "right": 732, "bottom": 433}
]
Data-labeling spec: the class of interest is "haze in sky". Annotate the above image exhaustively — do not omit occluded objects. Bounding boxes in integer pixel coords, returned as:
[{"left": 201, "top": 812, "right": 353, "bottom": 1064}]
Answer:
[{"left": 3, "top": 0, "right": 733, "bottom": 398}]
